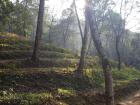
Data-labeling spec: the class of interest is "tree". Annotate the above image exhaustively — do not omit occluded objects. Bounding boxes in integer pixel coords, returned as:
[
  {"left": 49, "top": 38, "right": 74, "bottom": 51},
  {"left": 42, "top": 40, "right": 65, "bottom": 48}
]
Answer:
[
  {"left": 61, "top": 8, "right": 74, "bottom": 48},
  {"left": 105, "top": 10, "right": 124, "bottom": 70},
  {"left": 7, "top": 0, "right": 35, "bottom": 36},
  {"left": 71, "top": 0, "right": 89, "bottom": 77},
  {"left": 23, "top": 0, "right": 28, "bottom": 37},
  {"left": 108, "top": 0, "right": 135, "bottom": 70},
  {"left": 48, "top": 16, "right": 54, "bottom": 44},
  {"left": 85, "top": 1, "right": 114, "bottom": 105},
  {"left": 76, "top": 21, "right": 89, "bottom": 77},
  {"left": 31, "top": 0, "right": 45, "bottom": 62},
  {"left": 72, "top": 0, "right": 84, "bottom": 42},
  {"left": 0, "top": 0, "right": 13, "bottom": 31}
]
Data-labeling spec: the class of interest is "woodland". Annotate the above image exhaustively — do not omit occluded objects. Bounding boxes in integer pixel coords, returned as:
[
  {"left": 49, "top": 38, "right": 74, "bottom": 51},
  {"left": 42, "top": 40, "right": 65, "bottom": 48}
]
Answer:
[{"left": 0, "top": 0, "right": 140, "bottom": 105}]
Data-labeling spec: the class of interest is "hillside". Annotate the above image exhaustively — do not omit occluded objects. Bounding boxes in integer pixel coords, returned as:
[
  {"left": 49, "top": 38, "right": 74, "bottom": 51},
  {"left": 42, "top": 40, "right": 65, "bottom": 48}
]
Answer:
[{"left": 0, "top": 33, "right": 140, "bottom": 105}]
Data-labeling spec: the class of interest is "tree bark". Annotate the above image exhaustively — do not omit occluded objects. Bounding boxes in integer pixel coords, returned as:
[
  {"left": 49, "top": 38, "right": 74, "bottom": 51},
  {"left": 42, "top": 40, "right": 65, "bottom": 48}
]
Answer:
[
  {"left": 48, "top": 16, "right": 54, "bottom": 44},
  {"left": 116, "top": 36, "right": 121, "bottom": 70},
  {"left": 86, "top": 36, "right": 92, "bottom": 55},
  {"left": 23, "top": 0, "right": 27, "bottom": 37},
  {"left": 76, "top": 22, "right": 89, "bottom": 77},
  {"left": 31, "top": 0, "right": 45, "bottom": 62},
  {"left": 73, "top": 0, "right": 83, "bottom": 42},
  {"left": 63, "top": 20, "right": 70, "bottom": 48},
  {"left": 108, "top": 10, "right": 122, "bottom": 70},
  {"left": 85, "top": 2, "right": 114, "bottom": 105}
]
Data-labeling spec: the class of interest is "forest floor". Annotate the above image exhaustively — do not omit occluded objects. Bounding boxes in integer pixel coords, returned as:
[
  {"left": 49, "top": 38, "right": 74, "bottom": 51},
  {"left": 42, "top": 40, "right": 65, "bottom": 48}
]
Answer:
[
  {"left": 0, "top": 32, "right": 140, "bottom": 105},
  {"left": 118, "top": 91, "right": 140, "bottom": 105}
]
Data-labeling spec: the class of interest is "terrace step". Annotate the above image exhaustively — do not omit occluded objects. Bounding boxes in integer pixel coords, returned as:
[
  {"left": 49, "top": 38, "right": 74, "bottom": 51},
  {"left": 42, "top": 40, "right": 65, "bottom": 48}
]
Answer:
[
  {"left": 0, "top": 58, "right": 97, "bottom": 69},
  {"left": 0, "top": 50, "right": 77, "bottom": 60}
]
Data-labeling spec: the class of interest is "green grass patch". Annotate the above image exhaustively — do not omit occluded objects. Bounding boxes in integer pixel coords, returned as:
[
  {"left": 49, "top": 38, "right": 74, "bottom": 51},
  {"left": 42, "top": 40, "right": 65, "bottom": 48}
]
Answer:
[
  {"left": 113, "top": 67, "right": 140, "bottom": 81},
  {"left": 0, "top": 90, "right": 53, "bottom": 105},
  {"left": 57, "top": 88, "right": 76, "bottom": 96}
]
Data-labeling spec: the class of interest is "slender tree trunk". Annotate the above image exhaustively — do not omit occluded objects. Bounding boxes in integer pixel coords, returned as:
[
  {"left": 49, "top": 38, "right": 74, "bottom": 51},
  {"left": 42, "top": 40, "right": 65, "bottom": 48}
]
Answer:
[
  {"left": 85, "top": 2, "right": 114, "bottom": 105},
  {"left": 62, "top": 12, "right": 72, "bottom": 48},
  {"left": 63, "top": 30, "right": 67, "bottom": 48},
  {"left": 8, "top": 20, "right": 12, "bottom": 33},
  {"left": 76, "top": 22, "right": 89, "bottom": 77},
  {"left": 73, "top": 0, "right": 83, "bottom": 42},
  {"left": 48, "top": 16, "right": 54, "bottom": 44},
  {"left": 108, "top": 10, "right": 122, "bottom": 70},
  {"left": 48, "top": 29, "right": 51, "bottom": 43},
  {"left": 63, "top": 23, "right": 69, "bottom": 48},
  {"left": 23, "top": 0, "right": 27, "bottom": 37},
  {"left": 86, "top": 36, "right": 92, "bottom": 55},
  {"left": 31, "top": 0, "right": 45, "bottom": 62},
  {"left": 116, "top": 36, "right": 121, "bottom": 70}
]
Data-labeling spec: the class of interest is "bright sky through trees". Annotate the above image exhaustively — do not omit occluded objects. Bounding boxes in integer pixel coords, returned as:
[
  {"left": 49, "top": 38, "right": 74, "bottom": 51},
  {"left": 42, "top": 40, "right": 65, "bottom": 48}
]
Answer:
[
  {"left": 46, "top": 0, "right": 85, "bottom": 18},
  {"left": 46, "top": 0, "right": 140, "bottom": 32},
  {"left": 11, "top": 0, "right": 140, "bottom": 32}
]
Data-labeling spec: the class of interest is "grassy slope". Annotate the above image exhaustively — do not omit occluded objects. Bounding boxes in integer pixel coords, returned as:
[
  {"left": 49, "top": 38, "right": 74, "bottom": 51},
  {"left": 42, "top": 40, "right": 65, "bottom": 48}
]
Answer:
[{"left": 0, "top": 32, "right": 140, "bottom": 105}]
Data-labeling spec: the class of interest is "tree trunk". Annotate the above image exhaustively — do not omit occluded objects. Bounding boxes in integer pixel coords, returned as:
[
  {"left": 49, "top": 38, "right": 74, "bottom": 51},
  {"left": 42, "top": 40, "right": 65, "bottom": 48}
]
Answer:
[
  {"left": 48, "top": 16, "right": 54, "bottom": 44},
  {"left": 86, "top": 36, "right": 92, "bottom": 55},
  {"left": 108, "top": 10, "right": 122, "bottom": 70},
  {"left": 85, "top": 2, "right": 114, "bottom": 105},
  {"left": 116, "top": 36, "right": 121, "bottom": 70},
  {"left": 23, "top": 0, "right": 27, "bottom": 37},
  {"left": 31, "top": 0, "right": 45, "bottom": 62},
  {"left": 8, "top": 20, "right": 12, "bottom": 33},
  {"left": 76, "top": 22, "right": 89, "bottom": 77},
  {"left": 62, "top": 13, "right": 72, "bottom": 48},
  {"left": 73, "top": 0, "right": 83, "bottom": 42}
]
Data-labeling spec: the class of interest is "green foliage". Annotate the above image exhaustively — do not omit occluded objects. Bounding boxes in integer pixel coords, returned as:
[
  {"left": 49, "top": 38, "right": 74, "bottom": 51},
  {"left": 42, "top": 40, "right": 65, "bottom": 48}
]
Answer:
[
  {"left": 0, "top": 32, "right": 28, "bottom": 43},
  {"left": 84, "top": 69, "right": 104, "bottom": 88},
  {"left": 11, "top": 1, "right": 34, "bottom": 36},
  {"left": 0, "top": 66, "right": 139, "bottom": 104},
  {"left": 57, "top": 88, "right": 76, "bottom": 96},
  {"left": 0, "top": 0, "right": 13, "bottom": 31},
  {"left": 0, "top": 90, "right": 53, "bottom": 105},
  {"left": 84, "top": 67, "right": 140, "bottom": 88},
  {"left": 113, "top": 67, "right": 140, "bottom": 81},
  {"left": 6, "top": 64, "right": 17, "bottom": 71},
  {"left": 0, "top": 0, "right": 38, "bottom": 36},
  {"left": 0, "top": 32, "right": 31, "bottom": 50},
  {"left": 0, "top": 32, "right": 75, "bottom": 53}
]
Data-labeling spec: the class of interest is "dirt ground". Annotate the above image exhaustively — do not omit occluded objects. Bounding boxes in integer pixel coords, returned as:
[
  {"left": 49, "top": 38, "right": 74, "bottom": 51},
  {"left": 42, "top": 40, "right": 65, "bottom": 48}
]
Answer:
[{"left": 118, "top": 91, "right": 140, "bottom": 105}]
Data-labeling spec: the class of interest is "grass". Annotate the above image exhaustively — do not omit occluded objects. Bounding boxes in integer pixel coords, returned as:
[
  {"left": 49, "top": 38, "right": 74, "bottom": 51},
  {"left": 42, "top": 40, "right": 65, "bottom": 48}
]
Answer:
[
  {"left": 84, "top": 67, "right": 140, "bottom": 88},
  {"left": 0, "top": 66, "right": 139, "bottom": 90},
  {"left": 113, "top": 67, "right": 140, "bottom": 80},
  {"left": 0, "top": 32, "right": 140, "bottom": 105},
  {"left": 0, "top": 89, "right": 85, "bottom": 105},
  {"left": 0, "top": 90, "right": 54, "bottom": 105},
  {"left": 0, "top": 58, "right": 97, "bottom": 69},
  {"left": 0, "top": 51, "right": 77, "bottom": 60},
  {"left": 0, "top": 68, "right": 91, "bottom": 105},
  {"left": 0, "top": 65, "right": 140, "bottom": 105},
  {"left": 57, "top": 88, "right": 76, "bottom": 97},
  {"left": 0, "top": 32, "right": 73, "bottom": 54}
]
